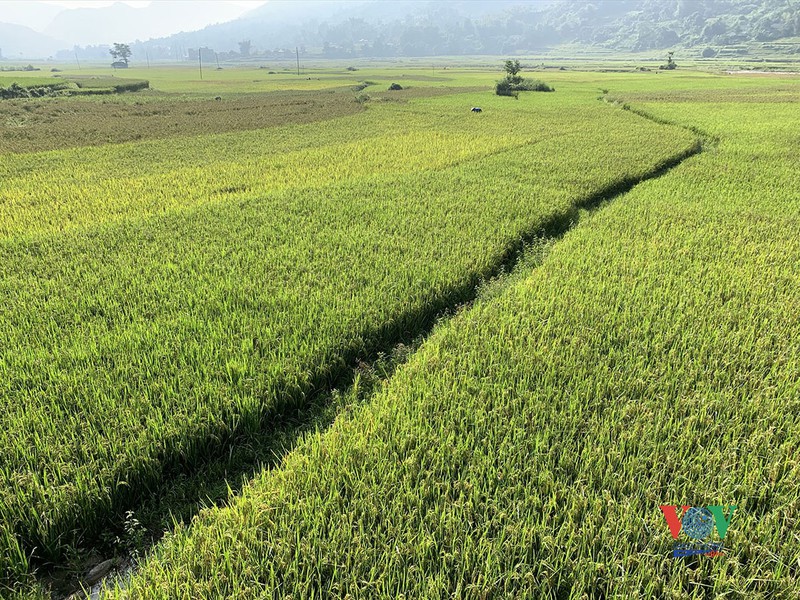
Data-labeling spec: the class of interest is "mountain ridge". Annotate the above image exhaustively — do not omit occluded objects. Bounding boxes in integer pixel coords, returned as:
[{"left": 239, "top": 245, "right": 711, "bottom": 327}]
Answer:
[
  {"left": 134, "top": 0, "right": 800, "bottom": 58},
  {"left": 2, "top": 0, "right": 799, "bottom": 60}
]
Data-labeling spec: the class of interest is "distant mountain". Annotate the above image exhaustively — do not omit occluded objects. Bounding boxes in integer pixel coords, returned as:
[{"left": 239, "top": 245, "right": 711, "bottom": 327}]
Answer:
[
  {"left": 542, "top": 0, "right": 800, "bottom": 51},
  {"left": 44, "top": 1, "right": 252, "bottom": 47},
  {"left": 6, "top": 0, "right": 800, "bottom": 61},
  {"left": 0, "top": 1, "right": 62, "bottom": 33},
  {"left": 238, "top": 0, "right": 535, "bottom": 24},
  {"left": 133, "top": 0, "right": 800, "bottom": 59},
  {"left": 0, "top": 22, "right": 65, "bottom": 59},
  {"left": 134, "top": 0, "right": 556, "bottom": 58}
]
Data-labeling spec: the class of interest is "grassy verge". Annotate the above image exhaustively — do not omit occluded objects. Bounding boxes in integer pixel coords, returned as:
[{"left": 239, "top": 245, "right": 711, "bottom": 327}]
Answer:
[{"left": 111, "top": 86, "right": 799, "bottom": 598}]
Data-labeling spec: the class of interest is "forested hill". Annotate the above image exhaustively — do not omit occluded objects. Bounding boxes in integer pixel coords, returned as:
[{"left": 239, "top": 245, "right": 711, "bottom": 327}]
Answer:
[
  {"left": 135, "top": 0, "right": 800, "bottom": 58},
  {"left": 556, "top": 0, "right": 800, "bottom": 50}
]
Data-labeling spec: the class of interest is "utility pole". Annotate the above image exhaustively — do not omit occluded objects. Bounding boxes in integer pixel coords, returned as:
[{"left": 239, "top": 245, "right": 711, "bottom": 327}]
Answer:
[
  {"left": 296, "top": 46, "right": 300, "bottom": 76},
  {"left": 216, "top": 52, "right": 221, "bottom": 69},
  {"left": 199, "top": 50, "right": 203, "bottom": 80},
  {"left": 75, "top": 50, "right": 81, "bottom": 70},
  {"left": 146, "top": 50, "right": 150, "bottom": 68}
]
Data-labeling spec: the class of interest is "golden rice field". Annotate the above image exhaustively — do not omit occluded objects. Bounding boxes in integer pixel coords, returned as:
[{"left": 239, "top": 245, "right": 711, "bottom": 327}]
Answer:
[{"left": 0, "top": 64, "right": 798, "bottom": 599}]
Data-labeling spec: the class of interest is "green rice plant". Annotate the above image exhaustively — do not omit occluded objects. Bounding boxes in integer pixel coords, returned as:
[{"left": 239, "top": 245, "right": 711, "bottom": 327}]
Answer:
[
  {"left": 0, "top": 84, "right": 696, "bottom": 587},
  {"left": 0, "top": 82, "right": 68, "bottom": 100},
  {"left": 110, "top": 82, "right": 800, "bottom": 598},
  {"left": 71, "top": 77, "right": 149, "bottom": 91}
]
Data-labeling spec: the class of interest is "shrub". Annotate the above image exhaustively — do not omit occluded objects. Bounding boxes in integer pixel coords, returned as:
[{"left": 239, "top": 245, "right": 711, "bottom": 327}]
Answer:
[
  {"left": 495, "top": 79, "right": 517, "bottom": 98},
  {"left": 495, "top": 60, "right": 553, "bottom": 96},
  {"left": 388, "top": 83, "right": 403, "bottom": 91},
  {"left": 659, "top": 51, "right": 677, "bottom": 70},
  {"left": 515, "top": 79, "right": 554, "bottom": 92},
  {"left": 495, "top": 77, "right": 552, "bottom": 97}
]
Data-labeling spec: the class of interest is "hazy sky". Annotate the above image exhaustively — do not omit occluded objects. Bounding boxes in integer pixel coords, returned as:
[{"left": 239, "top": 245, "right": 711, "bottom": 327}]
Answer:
[
  {"left": 0, "top": 1, "right": 268, "bottom": 39},
  {"left": 38, "top": 0, "right": 265, "bottom": 8}
]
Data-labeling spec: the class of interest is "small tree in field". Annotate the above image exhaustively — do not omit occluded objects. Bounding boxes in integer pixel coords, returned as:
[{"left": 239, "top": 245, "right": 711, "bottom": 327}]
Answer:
[
  {"left": 110, "top": 43, "right": 132, "bottom": 65},
  {"left": 660, "top": 51, "right": 677, "bottom": 70},
  {"left": 504, "top": 59, "right": 522, "bottom": 84},
  {"left": 496, "top": 58, "right": 553, "bottom": 97}
]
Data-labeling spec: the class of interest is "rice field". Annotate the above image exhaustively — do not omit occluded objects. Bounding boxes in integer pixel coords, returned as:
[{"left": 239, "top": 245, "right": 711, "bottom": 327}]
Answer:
[
  {"left": 1, "top": 65, "right": 798, "bottom": 598},
  {"left": 0, "top": 67, "right": 699, "bottom": 593},
  {"left": 112, "top": 79, "right": 800, "bottom": 599}
]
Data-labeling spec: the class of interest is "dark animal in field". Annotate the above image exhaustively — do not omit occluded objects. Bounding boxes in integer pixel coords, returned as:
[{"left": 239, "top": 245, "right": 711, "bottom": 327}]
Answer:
[
  {"left": 215, "top": 96, "right": 222, "bottom": 101},
  {"left": 471, "top": 107, "right": 482, "bottom": 113}
]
